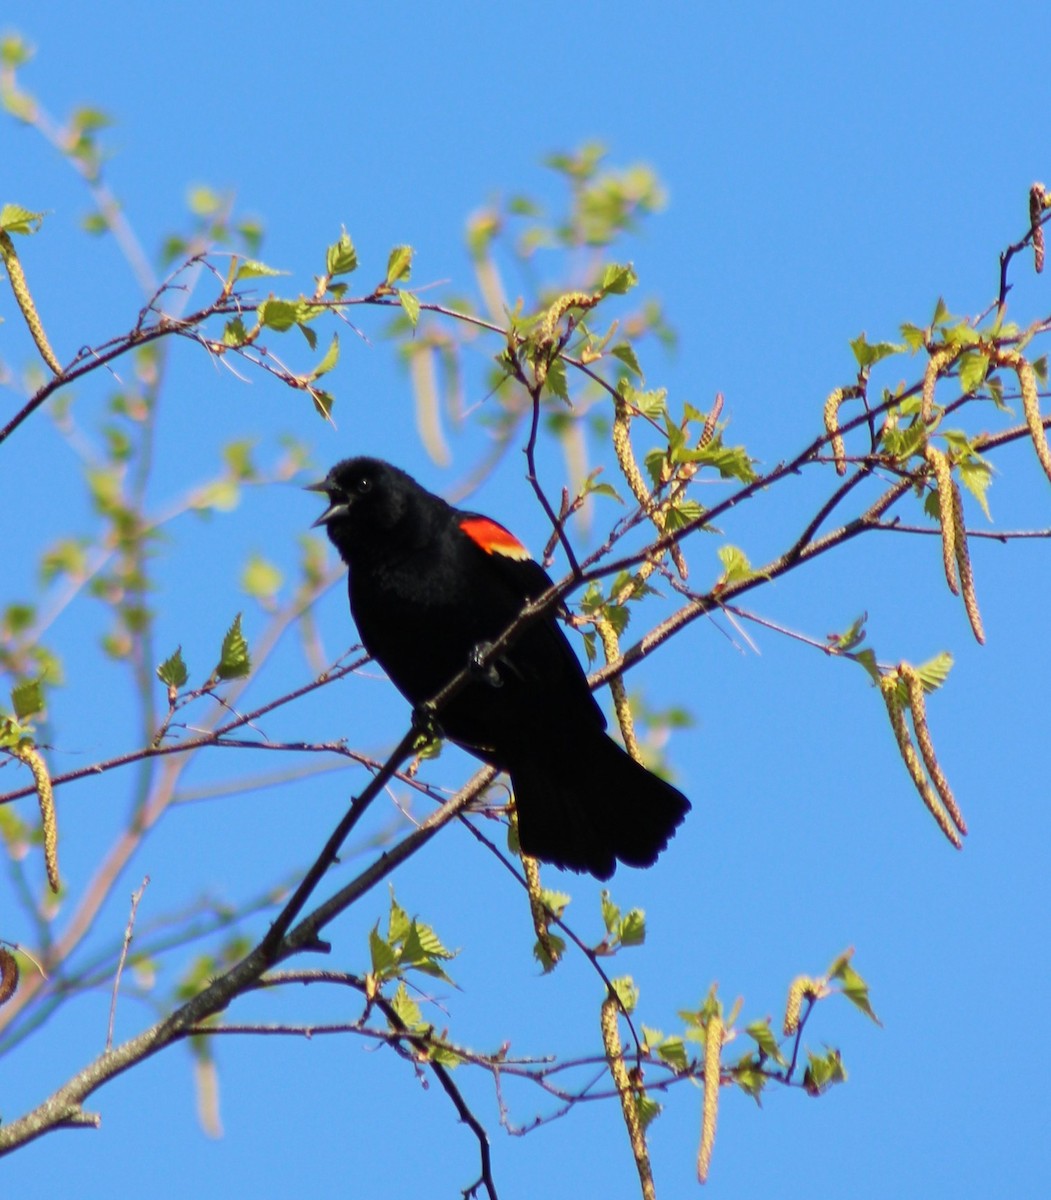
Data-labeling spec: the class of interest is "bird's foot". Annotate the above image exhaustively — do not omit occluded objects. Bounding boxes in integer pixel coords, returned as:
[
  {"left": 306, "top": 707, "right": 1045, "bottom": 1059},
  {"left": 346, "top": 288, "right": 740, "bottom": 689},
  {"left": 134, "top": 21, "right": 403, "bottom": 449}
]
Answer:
[
  {"left": 468, "top": 641, "right": 503, "bottom": 688},
  {"left": 411, "top": 701, "right": 443, "bottom": 744}
]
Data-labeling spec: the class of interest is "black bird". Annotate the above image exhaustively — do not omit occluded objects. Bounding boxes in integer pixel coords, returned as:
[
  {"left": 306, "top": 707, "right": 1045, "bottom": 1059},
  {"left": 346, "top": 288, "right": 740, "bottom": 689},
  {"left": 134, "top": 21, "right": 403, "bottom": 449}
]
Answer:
[{"left": 310, "top": 456, "right": 690, "bottom": 879}]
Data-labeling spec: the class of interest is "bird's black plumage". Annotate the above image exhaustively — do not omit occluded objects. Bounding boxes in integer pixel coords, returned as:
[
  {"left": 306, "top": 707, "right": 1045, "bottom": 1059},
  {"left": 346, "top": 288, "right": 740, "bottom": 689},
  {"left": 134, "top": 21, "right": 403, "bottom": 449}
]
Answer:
[{"left": 311, "top": 456, "right": 691, "bottom": 879}]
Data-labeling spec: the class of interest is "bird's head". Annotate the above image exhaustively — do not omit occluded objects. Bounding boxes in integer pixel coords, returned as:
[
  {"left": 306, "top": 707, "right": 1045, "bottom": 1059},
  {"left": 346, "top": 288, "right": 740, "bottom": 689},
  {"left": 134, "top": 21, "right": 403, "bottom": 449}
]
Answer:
[{"left": 307, "top": 457, "right": 422, "bottom": 562}]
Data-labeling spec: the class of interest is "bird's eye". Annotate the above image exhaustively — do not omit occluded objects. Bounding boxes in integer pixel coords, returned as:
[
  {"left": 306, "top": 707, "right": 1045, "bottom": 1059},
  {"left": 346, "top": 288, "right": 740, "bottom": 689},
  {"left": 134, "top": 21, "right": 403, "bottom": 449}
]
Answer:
[{"left": 354, "top": 476, "right": 373, "bottom": 495}]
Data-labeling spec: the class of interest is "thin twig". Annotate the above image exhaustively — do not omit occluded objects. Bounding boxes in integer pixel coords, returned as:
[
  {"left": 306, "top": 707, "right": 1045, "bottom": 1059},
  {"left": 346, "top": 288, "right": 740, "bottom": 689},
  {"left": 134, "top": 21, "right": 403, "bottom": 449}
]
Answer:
[
  {"left": 106, "top": 877, "right": 149, "bottom": 1051},
  {"left": 0, "top": 656, "right": 368, "bottom": 806}
]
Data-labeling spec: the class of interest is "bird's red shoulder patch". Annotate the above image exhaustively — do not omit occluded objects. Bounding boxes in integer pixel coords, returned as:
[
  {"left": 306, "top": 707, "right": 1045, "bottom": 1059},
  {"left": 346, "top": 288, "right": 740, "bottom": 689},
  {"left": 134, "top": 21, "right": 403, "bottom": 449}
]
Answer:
[{"left": 459, "top": 516, "right": 532, "bottom": 561}]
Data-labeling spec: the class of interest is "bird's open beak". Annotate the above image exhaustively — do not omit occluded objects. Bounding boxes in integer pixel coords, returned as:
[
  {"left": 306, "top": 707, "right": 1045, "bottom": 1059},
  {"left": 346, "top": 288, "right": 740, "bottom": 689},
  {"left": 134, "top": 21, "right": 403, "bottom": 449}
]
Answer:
[
  {"left": 304, "top": 479, "right": 347, "bottom": 528},
  {"left": 311, "top": 505, "right": 346, "bottom": 528}
]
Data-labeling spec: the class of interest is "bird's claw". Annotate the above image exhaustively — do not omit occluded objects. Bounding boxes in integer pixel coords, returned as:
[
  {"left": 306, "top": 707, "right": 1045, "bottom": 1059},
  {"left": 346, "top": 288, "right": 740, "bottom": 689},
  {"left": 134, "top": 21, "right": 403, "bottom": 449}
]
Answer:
[
  {"left": 411, "top": 701, "right": 443, "bottom": 742},
  {"left": 469, "top": 642, "right": 503, "bottom": 688}
]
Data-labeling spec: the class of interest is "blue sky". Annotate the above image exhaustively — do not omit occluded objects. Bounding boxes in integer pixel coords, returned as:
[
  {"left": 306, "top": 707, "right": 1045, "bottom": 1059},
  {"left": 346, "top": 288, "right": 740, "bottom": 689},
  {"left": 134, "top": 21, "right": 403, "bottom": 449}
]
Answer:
[{"left": 2, "top": 4, "right": 1050, "bottom": 1197}]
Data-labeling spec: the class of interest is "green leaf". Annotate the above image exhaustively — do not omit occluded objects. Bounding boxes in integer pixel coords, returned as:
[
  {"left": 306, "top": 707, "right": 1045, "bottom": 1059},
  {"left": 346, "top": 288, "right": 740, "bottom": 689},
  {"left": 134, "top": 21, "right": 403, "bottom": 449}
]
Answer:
[
  {"left": 677, "top": 1004, "right": 706, "bottom": 1031},
  {"left": 942, "top": 321, "right": 980, "bottom": 349},
  {"left": 0, "top": 34, "right": 34, "bottom": 68},
  {"left": 643, "top": 447, "right": 669, "bottom": 487},
  {"left": 405, "top": 918, "right": 455, "bottom": 962},
  {"left": 986, "top": 374, "right": 1006, "bottom": 410},
  {"left": 653, "top": 1035, "right": 689, "bottom": 1071},
  {"left": 716, "top": 544, "right": 753, "bottom": 586},
  {"left": 611, "top": 975, "right": 638, "bottom": 1014},
  {"left": 543, "top": 355, "right": 568, "bottom": 402},
  {"left": 4, "top": 603, "right": 35, "bottom": 634},
  {"left": 223, "top": 439, "right": 257, "bottom": 480},
  {"left": 0, "top": 204, "right": 44, "bottom": 235},
  {"left": 611, "top": 342, "right": 643, "bottom": 379},
  {"left": 732, "top": 1057, "right": 769, "bottom": 1102},
  {"left": 663, "top": 498, "right": 705, "bottom": 533},
  {"left": 219, "top": 319, "right": 247, "bottom": 349},
  {"left": 598, "top": 262, "right": 637, "bottom": 295},
  {"left": 216, "top": 614, "right": 250, "bottom": 680},
  {"left": 850, "top": 333, "right": 904, "bottom": 370},
  {"left": 257, "top": 298, "right": 300, "bottom": 332},
  {"left": 803, "top": 1048, "right": 847, "bottom": 1096},
  {"left": 534, "top": 933, "right": 566, "bottom": 971},
  {"left": 40, "top": 538, "right": 88, "bottom": 584},
  {"left": 71, "top": 106, "right": 112, "bottom": 135},
  {"left": 601, "top": 889, "right": 620, "bottom": 934},
  {"left": 745, "top": 1019, "right": 786, "bottom": 1065},
  {"left": 678, "top": 438, "right": 757, "bottom": 483},
  {"left": 641, "top": 1024, "right": 664, "bottom": 1048},
  {"left": 618, "top": 380, "right": 666, "bottom": 419},
  {"left": 580, "top": 628, "right": 597, "bottom": 665},
  {"left": 1, "top": 87, "right": 37, "bottom": 123},
  {"left": 390, "top": 981, "right": 422, "bottom": 1029},
  {"left": 241, "top": 555, "right": 283, "bottom": 601},
  {"left": 913, "top": 651, "right": 953, "bottom": 694},
  {"left": 880, "top": 415, "right": 927, "bottom": 463},
  {"left": 635, "top": 1091, "right": 662, "bottom": 1131},
  {"left": 832, "top": 960, "right": 882, "bottom": 1026},
  {"left": 429, "top": 1043, "right": 465, "bottom": 1068},
  {"left": 829, "top": 612, "right": 868, "bottom": 653},
  {"left": 583, "top": 478, "right": 623, "bottom": 502},
  {"left": 369, "top": 924, "right": 397, "bottom": 978},
  {"left": 188, "top": 185, "right": 224, "bottom": 217},
  {"left": 325, "top": 229, "right": 358, "bottom": 278},
  {"left": 193, "top": 478, "right": 240, "bottom": 513},
  {"left": 620, "top": 908, "right": 646, "bottom": 946},
  {"left": 387, "top": 891, "right": 412, "bottom": 945},
  {"left": 855, "top": 648, "right": 881, "bottom": 685},
  {"left": 957, "top": 456, "right": 993, "bottom": 521},
  {"left": 310, "top": 333, "right": 340, "bottom": 381},
  {"left": 395, "top": 288, "right": 420, "bottom": 328},
  {"left": 161, "top": 234, "right": 188, "bottom": 264},
  {"left": 386, "top": 244, "right": 414, "bottom": 284},
  {"left": 900, "top": 322, "right": 926, "bottom": 352},
  {"left": 237, "top": 218, "right": 265, "bottom": 256},
  {"left": 11, "top": 679, "right": 43, "bottom": 721},
  {"left": 310, "top": 389, "right": 335, "bottom": 421},
  {"left": 156, "top": 647, "right": 189, "bottom": 690},
  {"left": 957, "top": 351, "right": 989, "bottom": 394},
  {"left": 540, "top": 889, "right": 571, "bottom": 919},
  {"left": 234, "top": 258, "right": 287, "bottom": 282},
  {"left": 424, "top": 1040, "right": 463, "bottom": 1067}
]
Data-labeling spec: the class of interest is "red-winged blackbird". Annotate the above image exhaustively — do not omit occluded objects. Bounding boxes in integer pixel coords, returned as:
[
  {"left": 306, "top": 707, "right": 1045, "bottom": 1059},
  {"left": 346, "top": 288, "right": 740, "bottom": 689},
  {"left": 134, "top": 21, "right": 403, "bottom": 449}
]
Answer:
[{"left": 310, "top": 456, "right": 690, "bottom": 879}]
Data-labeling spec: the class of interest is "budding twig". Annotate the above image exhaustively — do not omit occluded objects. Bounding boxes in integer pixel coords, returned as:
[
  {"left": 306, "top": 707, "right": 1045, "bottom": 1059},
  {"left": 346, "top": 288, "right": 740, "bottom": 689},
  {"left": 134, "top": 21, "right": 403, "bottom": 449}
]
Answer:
[
  {"left": 879, "top": 670, "right": 963, "bottom": 849},
  {"left": 901, "top": 666, "right": 968, "bottom": 836},
  {"left": 600, "top": 994, "right": 655, "bottom": 1200},
  {"left": 595, "top": 616, "right": 640, "bottom": 760},
  {"left": 519, "top": 837, "right": 561, "bottom": 968},
  {"left": 823, "top": 385, "right": 862, "bottom": 475},
  {"left": 921, "top": 346, "right": 961, "bottom": 425},
  {"left": 986, "top": 345, "right": 1051, "bottom": 486},
  {"left": 697, "top": 1012, "right": 723, "bottom": 1185},
  {"left": 0, "top": 229, "right": 62, "bottom": 375},
  {"left": 9, "top": 742, "right": 60, "bottom": 892},
  {"left": 1030, "top": 183, "right": 1046, "bottom": 274},
  {"left": 612, "top": 386, "right": 690, "bottom": 579},
  {"left": 924, "top": 444, "right": 959, "bottom": 596},
  {"left": 949, "top": 477, "right": 985, "bottom": 645},
  {"left": 783, "top": 975, "right": 826, "bottom": 1035}
]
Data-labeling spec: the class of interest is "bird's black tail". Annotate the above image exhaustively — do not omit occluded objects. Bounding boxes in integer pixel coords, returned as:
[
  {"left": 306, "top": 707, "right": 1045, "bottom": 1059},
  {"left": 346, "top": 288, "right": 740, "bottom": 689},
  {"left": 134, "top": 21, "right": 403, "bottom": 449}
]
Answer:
[{"left": 508, "top": 728, "right": 691, "bottom": 880}]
